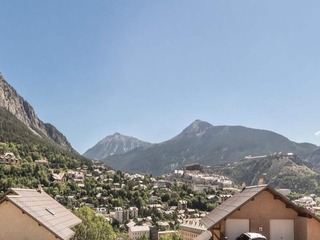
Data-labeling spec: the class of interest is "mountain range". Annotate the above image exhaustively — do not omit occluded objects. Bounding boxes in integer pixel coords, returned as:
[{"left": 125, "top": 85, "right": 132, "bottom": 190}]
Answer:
[
  {"left": 98, "top": 120, "right": 319, "bottom": 175},
  {"left": 2, "top": 72, "right": 320, "bottom": 185}
]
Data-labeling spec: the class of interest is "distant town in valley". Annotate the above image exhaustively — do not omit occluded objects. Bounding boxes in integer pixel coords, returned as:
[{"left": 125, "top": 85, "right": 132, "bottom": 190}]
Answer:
[{"left": 1, "top": 69, "right": 320, "bottom": 240}]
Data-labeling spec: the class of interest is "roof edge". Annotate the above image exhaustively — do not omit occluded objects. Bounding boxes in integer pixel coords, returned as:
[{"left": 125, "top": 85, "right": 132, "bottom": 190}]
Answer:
[
  {"left": 201, "top": 184, "right": 320, "bottom": 229},
  {"left": 0, "top": 189, "right": 81, "bottom": 240},
  {"left": 201, "top": 185, "right": 268, "bottom": 228},
  {"left": 265, "top": 186, "right": 320, "bottom": 223}
]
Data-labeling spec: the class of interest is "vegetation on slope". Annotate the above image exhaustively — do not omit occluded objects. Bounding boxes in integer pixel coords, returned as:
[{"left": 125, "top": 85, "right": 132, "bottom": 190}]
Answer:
[
  {"left": 0, "top": 107, "right": 91, "bottom": 191},
  {"left": 215, "top": 155, "right": 320, "bottom": 194},
  {"left": 72, "top": 206, "right": 115, "bottom": 240},
  {"left": 103, "top": 120, "right": 318, "bottom": 175}
]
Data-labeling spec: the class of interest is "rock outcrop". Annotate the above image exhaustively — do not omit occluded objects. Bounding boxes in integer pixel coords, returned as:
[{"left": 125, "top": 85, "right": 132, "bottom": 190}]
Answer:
[
  {"left": 84, "top": 132, "right": 151, "bottom": 159},
  {"left": 0, "top": 73, "right": 73, "bottom": 152}
]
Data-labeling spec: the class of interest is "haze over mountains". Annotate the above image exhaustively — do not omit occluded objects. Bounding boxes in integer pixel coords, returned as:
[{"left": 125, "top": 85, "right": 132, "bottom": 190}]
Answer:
[{"left": 96, "top": 120, "right": 319, "bottom": 175}]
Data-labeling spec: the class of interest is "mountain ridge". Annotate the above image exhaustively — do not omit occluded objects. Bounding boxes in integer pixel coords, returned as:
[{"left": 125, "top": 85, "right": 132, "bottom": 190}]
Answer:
[
  {"left": 215, "top": 154, "right": 319, "bottom": 193},
  {"left": 83, "top": 132, "right": 151, "bottom": 160},
  {"left": 102, "top": 120, "right": 319, "bottom": 175},
  {"left": 0, "top": 74, "right": 73, "bottom": 152}
]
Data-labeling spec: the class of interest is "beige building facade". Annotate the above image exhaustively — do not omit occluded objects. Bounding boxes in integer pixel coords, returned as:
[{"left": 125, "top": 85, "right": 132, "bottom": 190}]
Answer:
[
  {"left": 0, "top": 188, "right": 81, "bottom": 240},
  {"left": 180, "top": 185, "right": 320, "bottom": 240},
  {"left": 179, "top": 220, "right": 206, "bottom": 240},
  {"left": 128, "top": 225, "right": 150, "bottom": 240},
  {"left": 0, "top": 201, "right": 58, "bottom": 240},
  {"left": 212, "top": 190, "right": 320, "bottom": 240}
]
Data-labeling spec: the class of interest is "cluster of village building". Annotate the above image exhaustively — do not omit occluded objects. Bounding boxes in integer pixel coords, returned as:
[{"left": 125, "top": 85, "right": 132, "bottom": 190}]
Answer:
[
  {"left": 0, "top": 152, "right": 19, "bottom": 164},
  {"left": 2, "top": 153, "right": 320, "bottom": 240}
]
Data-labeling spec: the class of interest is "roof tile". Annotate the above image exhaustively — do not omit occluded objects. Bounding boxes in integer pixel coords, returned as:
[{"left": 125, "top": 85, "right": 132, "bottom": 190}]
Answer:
[{"left": 0, "top": 188, "right": 81, "bottom": 240}]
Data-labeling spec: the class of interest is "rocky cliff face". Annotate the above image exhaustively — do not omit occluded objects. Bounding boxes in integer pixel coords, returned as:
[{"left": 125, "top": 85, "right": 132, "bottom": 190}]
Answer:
[
  {"left": 0, "top": 74, "right": 73, "bottom": 152},
  {"left": 216, "top": 154, "right": 318, "bottom": 193}
]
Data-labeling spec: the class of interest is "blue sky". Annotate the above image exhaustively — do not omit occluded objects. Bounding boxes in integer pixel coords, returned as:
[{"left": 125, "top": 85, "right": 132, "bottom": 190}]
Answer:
[{"left": 1, "top": 1, "right": 320, "bottom": 153}]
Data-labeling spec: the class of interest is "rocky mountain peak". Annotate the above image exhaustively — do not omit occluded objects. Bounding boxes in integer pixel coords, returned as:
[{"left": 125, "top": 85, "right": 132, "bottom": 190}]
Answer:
[
  {"left": 0, "top": 74, "right": 74, "bottom": 152},
  {"left": 0, "top": 75, "right": 41, "bottom": 131},
  {"left": 83, "top": 133, "right": 151, "bottom": 160},
  {"left": 112, "top": 132, "right": 124, "bottom": 140},
  {"left": 103, "top": 120, "right": 318, "bottom": 175},
  {"left": 181, "top": 119, "right": 214, "bottom": 137}
]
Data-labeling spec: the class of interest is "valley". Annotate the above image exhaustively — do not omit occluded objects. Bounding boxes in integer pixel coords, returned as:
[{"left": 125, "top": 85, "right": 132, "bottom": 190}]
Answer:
[{"left": 1, "top": 74, "right": 320, "bottom": 239}]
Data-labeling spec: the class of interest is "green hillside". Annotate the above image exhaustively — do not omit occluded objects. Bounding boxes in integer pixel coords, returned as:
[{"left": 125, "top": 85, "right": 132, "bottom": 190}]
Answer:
[
  {"left": 215, "top": 154, "right": 320, "bottom": 194},
  {"left": 0, "top": 107, "right": 91, "bottom": 192}
]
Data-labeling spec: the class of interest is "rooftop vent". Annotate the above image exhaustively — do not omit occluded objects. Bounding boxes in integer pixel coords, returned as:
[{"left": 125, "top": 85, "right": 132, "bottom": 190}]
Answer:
[{"left": 46, "top": 208, "right": 55, "bottom": 216}]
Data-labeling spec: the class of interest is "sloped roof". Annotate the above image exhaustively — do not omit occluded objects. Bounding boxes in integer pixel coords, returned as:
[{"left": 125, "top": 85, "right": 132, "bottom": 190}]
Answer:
[
  {"left": 0, "top": 188, "right": 81, "bottom": 240},
  {"left": 201, "top": 184, "right": 320, "bottom": 229}
]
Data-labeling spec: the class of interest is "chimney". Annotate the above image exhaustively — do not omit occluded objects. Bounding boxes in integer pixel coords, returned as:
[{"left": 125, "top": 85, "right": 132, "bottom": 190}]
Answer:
[
  {"left": 241, "top": 182, "right": 246, "bottom": 192},
  {"left": 258, "top": 178, "right": 264, "bottom": 185},
  {"left": 37, "top": 183, "right": 42, "bottom": 193}
]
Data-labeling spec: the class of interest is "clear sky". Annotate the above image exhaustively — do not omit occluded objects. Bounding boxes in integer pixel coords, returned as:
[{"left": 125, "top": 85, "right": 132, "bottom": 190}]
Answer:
[{"left": 1, "top": 0, "right": 320, "bottom": 154}]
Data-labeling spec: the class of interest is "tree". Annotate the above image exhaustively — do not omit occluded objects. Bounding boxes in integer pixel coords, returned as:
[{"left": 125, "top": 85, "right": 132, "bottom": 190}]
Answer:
[
  {"left": 138, "top": 235, "right": 149, "bottom": 240},
  {"left": 161, "top": 193, "right": 171, "bottom": 202},
  {"left": 160, "top": 232, "right": 183, "bottom": 240},
  {"left": 72, "top": 206, "right": 115, "bottom": 240}
]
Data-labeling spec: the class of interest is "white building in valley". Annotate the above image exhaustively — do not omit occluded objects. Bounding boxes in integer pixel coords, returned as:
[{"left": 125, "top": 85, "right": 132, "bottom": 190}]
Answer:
[{"left": 128, "top": 225, "right": 150, "bottom": 240}]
